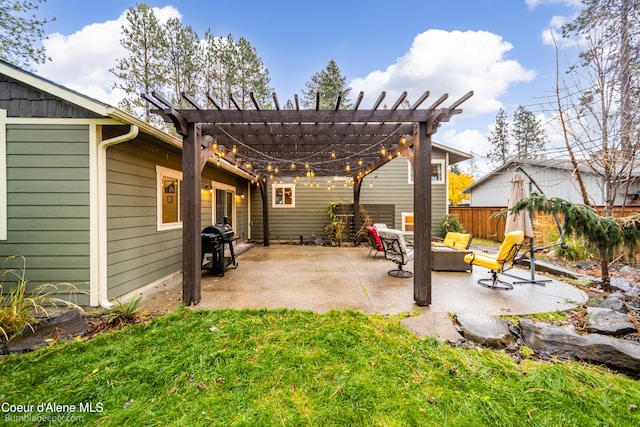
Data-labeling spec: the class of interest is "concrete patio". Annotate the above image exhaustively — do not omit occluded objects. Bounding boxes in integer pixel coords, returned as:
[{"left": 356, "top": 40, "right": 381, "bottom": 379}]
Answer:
[{"left": 140, "top": 244, "right": 588, "bottom": 317}]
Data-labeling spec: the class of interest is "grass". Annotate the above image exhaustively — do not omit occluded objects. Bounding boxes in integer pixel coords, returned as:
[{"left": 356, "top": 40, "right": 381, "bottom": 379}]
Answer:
[
  {"left": 1, "top": 309, "right": 640, "bottom": 426},
  {"left": 0, "top": 256, "right": 83, "bottom": 341}
]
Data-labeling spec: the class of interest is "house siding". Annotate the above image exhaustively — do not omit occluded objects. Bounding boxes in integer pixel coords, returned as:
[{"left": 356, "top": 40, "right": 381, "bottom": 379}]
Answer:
[
  {"left": 106, "top": 139, "right": 250, "bottom": 299},
  {"left": 0, "top": 124, "right": 91, "bottom": 303},
  {"left": 250, "top": 151, "right": 449, "bottom": 241},
  {"left": 468, "top": 164, "right": 610, "bottom": 206}
]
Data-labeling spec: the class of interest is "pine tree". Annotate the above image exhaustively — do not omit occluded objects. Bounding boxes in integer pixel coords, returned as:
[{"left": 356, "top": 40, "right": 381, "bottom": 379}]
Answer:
[
  {"left": 200, "top": 32, "right": 235, "bottom": 108},
  {"left": 511, "top": 105, "right": 547, "bottom": 159},
  {"left": 162, "top": 17, "right": 200, "bottom": 107},
  {"left": 110, "top": 3, "right": 167, "bottom": 122},
  {"left": 301, "top": 59, "right": 352, "bottom": 109},
  {"left": 486, "top": 108, "right": 511, "bottom": 168},
  {"left": 0, "top": 0, "right": 53, "bottom": 69},
  {"left": 229, "top": 37, "right": 272, "bottom": 109}
]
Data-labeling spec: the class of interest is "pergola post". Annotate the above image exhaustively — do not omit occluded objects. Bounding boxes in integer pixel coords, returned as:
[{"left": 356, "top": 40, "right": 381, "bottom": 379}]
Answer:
[
  {"left": 353, "top": 177, "right": 363, "bottom": 244},
  {"left": 413, "top": 120, "right": 433, "bottom": 306},
  {"left": 182, "top": 123, "right": 202, "bottom": 305},
  {"left": 259, "top": 178, "right": 270, "bottom": 246}
]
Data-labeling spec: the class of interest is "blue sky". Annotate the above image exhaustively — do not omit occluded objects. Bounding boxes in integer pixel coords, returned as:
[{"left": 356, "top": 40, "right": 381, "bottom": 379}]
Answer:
[{"left": 35, "top": 0, "right": 583, "bottom": 175}]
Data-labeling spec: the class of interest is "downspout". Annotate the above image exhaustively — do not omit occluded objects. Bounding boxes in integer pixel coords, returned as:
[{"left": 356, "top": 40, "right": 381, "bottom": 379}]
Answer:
[{"left": 96, "top": 125, "right": 139, "bottom": 308}]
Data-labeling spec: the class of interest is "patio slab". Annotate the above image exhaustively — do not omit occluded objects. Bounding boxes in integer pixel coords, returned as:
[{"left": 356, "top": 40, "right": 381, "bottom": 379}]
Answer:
[{"left": 140, "top": 244, "right": 588, "bottom": 318}]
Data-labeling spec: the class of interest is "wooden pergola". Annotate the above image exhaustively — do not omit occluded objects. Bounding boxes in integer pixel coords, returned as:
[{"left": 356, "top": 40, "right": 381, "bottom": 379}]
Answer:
[{"left": 147, "top": 89, "right": 473, "bottom": 307}]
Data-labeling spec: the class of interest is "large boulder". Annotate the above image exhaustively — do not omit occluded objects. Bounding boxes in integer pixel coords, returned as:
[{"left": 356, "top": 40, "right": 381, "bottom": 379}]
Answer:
[
  {"left": 520, "top": 318, "right": 640, "bottom": 374},
  {"left": 585, "top": 307, "right": 636, "bottom": 336}
]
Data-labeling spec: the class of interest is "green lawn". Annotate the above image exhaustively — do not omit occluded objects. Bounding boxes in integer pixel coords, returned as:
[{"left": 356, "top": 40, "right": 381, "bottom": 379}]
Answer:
[{"left": 1, "top": 309, "right": 639, "bottom": 426}]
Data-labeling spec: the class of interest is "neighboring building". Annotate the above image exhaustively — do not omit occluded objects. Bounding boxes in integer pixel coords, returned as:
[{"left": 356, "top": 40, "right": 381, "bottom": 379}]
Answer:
[
  {"left": 250, "top": 143, "right": 472, "bottom": 241},
  {"left": 463, "top": 159, "right": 640, "bottom": 207},
  {"left": 0, "top": 60, "right": 253, "bottom": 306}
]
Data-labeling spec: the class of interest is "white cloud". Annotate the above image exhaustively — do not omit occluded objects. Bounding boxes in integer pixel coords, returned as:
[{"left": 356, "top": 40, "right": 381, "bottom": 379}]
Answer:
[
  {"left": 36, "top": 6, "right": 181, "bottom": 106},
  {"left": 348, "top": 30, "right": 536, "bottom": 117},
  {"left": 439, "top": 128, "right": 486, "bottom": 156},
  {"left": 540, "top": 14, "right": 583, "bottom": 49},
  {"left": 525, "top": 0, "right": 582, "bottom": 9}
]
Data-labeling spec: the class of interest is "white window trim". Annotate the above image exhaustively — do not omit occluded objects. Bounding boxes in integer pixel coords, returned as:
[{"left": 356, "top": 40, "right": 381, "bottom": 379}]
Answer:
[
  {"left": 0, "top": 110, "right": 6, "bottom": 240},
  {"left": 272, "top": 183, "right": 295, "bottom": 208},
  {"left": 156, "top": 165, "right": 183, "bottom": 231},
  {"left": 407, "top": 158, "right": 446, "bottom": 185},
  {"left": 402, "top": 212, "right": 414, "bottom": 235}
]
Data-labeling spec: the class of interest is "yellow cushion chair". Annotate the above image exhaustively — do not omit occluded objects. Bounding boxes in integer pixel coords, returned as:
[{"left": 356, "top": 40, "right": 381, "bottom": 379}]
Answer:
[{"left": 464, "top": 231, "right": 525, "bottom": 290}]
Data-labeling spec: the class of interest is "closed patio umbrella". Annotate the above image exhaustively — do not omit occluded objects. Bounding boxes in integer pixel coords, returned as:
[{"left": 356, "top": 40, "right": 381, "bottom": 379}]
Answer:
[
  {"left": 505, "top": 172, "right": 534, "bottom": 238},
  {"left": 505, "top": 171, "right": 549, "bottom": 286}
]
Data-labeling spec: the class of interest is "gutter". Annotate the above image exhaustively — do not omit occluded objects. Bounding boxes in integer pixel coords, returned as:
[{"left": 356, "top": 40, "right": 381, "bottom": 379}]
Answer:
[{"left": 96, "top": 125, "right": 139, "bottom": 308}]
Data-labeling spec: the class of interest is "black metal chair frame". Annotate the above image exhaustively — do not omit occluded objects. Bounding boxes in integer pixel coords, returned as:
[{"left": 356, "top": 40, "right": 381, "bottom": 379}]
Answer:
[{"left": 380, "top": 234, "right": 413, "bottom": 278}]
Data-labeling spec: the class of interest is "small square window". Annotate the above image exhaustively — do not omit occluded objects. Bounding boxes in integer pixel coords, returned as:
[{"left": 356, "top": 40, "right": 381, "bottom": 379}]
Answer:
[
  {"left": 402, "top": 213, "right": 414, "bottom": 234},
  {"left": 408, "top": 159, "right": 446, "bottom": 184},
  {"left": 272, "top": 183, "right": 295, "bottom": 208}
]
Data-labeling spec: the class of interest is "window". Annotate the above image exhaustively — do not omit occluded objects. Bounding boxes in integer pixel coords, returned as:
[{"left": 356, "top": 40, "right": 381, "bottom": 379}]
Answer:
[
  {"left": 272, "top": 183, "right": 295, "bottom": 208},
  {"left": 212, "top": 182, "right": 236, "bottom": 226},
  {"left": 402, "top": 213, "right": 414, "bottom": 234},
  {"left": 408, "top": 159, "right": 446, "bottom": 184},
  {"left": 156, "top": 166, "right": 182, "bottom": 230}
]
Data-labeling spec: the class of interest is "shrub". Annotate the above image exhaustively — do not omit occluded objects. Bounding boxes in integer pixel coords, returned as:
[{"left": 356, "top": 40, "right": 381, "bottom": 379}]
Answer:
[
  {"left": 101, "top": 295, "right": 144, "bottom": 327},
  {"left": 0, "top": 256, "right": 83, "bottom": 341},
  {"left": 441, "top": 214, "right": 465, "bottom": 234}
]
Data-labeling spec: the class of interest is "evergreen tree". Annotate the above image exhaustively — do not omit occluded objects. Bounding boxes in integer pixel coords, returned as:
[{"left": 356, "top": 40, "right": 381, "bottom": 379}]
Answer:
[
  {"left": 301, "top": 59, "right": 352, "bottom": 109},
  {"left": 0, "top": 0, "right": 53, "bottom": 69},
  {"left": 486, "top": 108, "right": 511, "bottom": 168},
  {"left": 163, "top": 17, "right": 200, "bottom": 107},
  {"left": 229, "top": 37, "right": 272, "bottom": 109},
  {"left": 201, "top": 32, "right": 235, "bottom": 108},
  {"left": 110, "top": 3, "right": 167, "bottom": 122},
  {"left": 511, "top": 105, "right": 547, "bottom": 159}
]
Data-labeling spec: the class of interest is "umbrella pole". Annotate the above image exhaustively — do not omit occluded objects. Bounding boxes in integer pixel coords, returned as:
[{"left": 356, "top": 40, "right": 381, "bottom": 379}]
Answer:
[{"left": 513, "top": 181, "right": 551, "bottom": 286}]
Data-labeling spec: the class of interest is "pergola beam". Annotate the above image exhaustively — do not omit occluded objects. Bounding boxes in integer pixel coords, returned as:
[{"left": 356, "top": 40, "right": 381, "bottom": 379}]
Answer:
[{"left": 145, "top": 89, "right": 473, "bottom": 309}]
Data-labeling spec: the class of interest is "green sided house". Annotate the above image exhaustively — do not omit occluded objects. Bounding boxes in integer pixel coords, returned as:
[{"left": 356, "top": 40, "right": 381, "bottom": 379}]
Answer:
[
  {"left": 250, "top": 143, "right": 471, "bottom": 242},
  {"left": 0, "top": 60, "right": 253, "bottom": 307}
]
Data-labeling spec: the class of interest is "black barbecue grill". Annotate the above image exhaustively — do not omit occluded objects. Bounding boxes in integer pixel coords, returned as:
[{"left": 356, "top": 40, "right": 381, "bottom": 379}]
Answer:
[{"left": 201, "top": 223, "right": 238, "bottom": 276}]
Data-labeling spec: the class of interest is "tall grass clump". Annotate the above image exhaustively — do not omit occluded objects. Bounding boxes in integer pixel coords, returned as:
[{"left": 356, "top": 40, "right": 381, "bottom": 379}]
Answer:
[
  {"left": 0, "top": 256, "right": 83, "bottom": 341},
  {"left": 534, "top": 216, "right": 589, "bottom": 261}
]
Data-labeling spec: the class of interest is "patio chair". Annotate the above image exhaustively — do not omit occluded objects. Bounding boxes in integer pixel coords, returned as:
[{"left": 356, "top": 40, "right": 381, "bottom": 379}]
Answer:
[
  {"left": 365, "top": 226, "right": 384, "bottom": 258},
  {"left": 378, "top": 228, "right": 414, "bottom": 278},
  {"left": 463, "top": 231, "right": 524, "bottom": 290}
]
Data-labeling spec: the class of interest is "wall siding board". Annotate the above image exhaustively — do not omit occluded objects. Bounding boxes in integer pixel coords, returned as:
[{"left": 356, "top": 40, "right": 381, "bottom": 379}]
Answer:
[
  {"left": 105, "top": 137, "right": 250, "bottom": 299},
  {"left": 9, "top": 205, "right": 89, "bottom": 218},
  {"left": 251, "top": 153, "right": 450, "bottom": 241},
  {"left": 0, "top": 124, "right": 91, "bottom": 290}
]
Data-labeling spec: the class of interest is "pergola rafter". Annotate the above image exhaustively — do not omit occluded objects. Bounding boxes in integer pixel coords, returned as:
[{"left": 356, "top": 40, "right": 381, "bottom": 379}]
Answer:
[{"left": 147, "top": 89, "right": 473, "bottom": 307}]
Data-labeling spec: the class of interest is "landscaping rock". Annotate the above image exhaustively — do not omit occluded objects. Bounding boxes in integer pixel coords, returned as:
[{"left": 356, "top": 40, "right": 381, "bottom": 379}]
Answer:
[
  {"left": 455, "top": 313, "right": 514, "bottom": 348},
  {"left": 619, "top": 265, "right": 639, "bottom": 276},
  {"left": 599, "top": 295, "right": 628, "bottom": 313},
  {"left": 519, "top": 318, "right": 640, "bottom": 374},
  {"left": 611, "top": 277, "right": 634, "bottom": 293},
  {"left": 585, "top": 307, "right": 637, "bottom": 336},
  {"left": 6, "top": 309, "right": 88, "bottom": 353},
  {"left": 401, "top": 312, "right": 464, "bottom": 344}
]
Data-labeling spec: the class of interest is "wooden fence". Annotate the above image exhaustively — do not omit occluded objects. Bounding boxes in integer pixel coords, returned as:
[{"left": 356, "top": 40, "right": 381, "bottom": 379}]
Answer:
[{"left": 449, "top": 206, "right": 640, "bottom": 243}]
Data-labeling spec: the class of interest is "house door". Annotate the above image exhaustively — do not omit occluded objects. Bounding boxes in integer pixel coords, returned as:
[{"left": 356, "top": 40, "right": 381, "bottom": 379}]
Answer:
[{"left": 213, "top": 185, "right": 235, "bottom": 226}]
